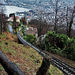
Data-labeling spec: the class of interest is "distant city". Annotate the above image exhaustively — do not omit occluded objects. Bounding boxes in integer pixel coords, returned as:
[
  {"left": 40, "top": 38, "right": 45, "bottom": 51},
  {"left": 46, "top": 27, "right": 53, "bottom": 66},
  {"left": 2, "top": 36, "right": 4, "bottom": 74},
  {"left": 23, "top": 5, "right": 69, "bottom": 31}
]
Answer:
[{"left": 1, "top": 0, "right": 75, "bottom": 29}]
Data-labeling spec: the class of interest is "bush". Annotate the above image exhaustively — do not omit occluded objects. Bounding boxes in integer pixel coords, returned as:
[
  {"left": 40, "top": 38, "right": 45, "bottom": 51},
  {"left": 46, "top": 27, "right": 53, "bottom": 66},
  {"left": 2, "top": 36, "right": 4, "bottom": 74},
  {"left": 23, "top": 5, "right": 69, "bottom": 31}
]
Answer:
[
  {"left": 24, "top": 34, "right": 37, "bottom": 44},
  {"left": 45, "top": 31, "right": 75, "bottom": 61},
  {"left": 45, "top": 31, "right": 68, "bottom": 50},
  {"left": 37, "top": 43, "right": 45, "bottom": 50},
  {"left": 62, "top": 39, "right": 75, "bottom": 60},
  {"left": 72, "top": 36, "right": 75, "bottom": 39}
]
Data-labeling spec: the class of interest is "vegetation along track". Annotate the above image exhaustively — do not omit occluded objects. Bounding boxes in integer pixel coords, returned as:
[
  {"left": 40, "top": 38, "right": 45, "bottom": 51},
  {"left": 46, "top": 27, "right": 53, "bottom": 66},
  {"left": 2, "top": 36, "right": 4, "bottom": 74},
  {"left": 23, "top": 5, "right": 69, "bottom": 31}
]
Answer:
[{"left": 17, "top": 28, "right": 75, "bottom": 75}]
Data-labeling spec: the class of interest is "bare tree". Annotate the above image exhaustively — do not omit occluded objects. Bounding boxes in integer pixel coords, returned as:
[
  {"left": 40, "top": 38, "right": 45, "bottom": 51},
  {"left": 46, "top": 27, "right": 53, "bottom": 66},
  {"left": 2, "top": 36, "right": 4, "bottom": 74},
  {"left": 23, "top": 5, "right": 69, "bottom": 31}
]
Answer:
[
  {"left": 68, "top": 6, "right": 75, "bottom": 37},
  {"left": 54, "top": 0, "right": 58, "bottom": 33},
  {"left": 29, "top": 19, "right": 49, "bottom": 35},
  {"left": 66, "top": 6, "right": 69, "bottom": 36},
  {"left": 66, "top": 6, "right": 75, "bottom": 37},
  {"left": 0, "top": 5, "right": 7, "bottom": 34},
  {"left": 21, "top": 17, "right": 27, "bottom": 25},
  {"left": 12, "top": 14, "right": 17, "bottom": 34},
  {"left": 0, "top": 13, "right": 2, "bottom": 34}
]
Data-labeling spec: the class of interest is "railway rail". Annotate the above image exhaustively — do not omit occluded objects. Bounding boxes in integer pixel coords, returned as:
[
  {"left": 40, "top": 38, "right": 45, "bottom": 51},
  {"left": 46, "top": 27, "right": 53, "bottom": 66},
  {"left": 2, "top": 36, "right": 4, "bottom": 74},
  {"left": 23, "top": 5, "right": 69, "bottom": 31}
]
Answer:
[{"left": 17, "top": 28, "right": 75, "bottom": 75}]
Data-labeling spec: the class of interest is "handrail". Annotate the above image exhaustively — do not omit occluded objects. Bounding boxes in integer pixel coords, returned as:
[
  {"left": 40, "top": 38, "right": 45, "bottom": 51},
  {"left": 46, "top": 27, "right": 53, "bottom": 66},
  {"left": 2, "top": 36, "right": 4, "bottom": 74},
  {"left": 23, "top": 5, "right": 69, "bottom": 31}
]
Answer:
[{"left": 0, "top": 51, "right": 25, "bottom": 75}]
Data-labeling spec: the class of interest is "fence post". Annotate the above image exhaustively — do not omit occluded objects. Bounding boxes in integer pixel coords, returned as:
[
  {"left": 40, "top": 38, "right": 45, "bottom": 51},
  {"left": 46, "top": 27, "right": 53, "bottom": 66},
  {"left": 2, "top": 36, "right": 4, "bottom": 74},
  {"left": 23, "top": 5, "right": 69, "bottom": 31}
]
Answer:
[{"left": 36, "top": 55, "right": 51, "bottom": 75}]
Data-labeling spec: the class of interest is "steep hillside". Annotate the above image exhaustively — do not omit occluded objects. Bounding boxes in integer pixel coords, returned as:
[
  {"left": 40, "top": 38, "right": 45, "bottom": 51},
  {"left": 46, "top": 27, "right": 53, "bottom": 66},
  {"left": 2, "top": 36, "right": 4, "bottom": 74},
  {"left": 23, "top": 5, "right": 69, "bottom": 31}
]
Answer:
[{"left": 0, "top": 32, "right": 63, "bottom": 75}]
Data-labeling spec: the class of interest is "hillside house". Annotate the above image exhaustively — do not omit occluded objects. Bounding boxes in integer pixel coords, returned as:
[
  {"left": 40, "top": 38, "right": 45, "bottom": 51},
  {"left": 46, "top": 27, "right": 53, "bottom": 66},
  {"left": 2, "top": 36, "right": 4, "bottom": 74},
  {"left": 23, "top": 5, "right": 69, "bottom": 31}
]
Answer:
[
  {"left": 26, "top": 27, "right": 38, "bottom": 38},
  {"left": 7, "top": 16, "right": 20, "bottom": 26}
]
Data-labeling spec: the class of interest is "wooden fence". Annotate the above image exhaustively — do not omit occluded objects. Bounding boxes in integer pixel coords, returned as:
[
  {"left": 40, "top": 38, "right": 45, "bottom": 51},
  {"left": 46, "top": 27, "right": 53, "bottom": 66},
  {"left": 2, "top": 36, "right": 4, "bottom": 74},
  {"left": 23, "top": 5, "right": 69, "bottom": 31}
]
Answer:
[{"left": 0, "top": 51, "right": 25, "bottom": 75}]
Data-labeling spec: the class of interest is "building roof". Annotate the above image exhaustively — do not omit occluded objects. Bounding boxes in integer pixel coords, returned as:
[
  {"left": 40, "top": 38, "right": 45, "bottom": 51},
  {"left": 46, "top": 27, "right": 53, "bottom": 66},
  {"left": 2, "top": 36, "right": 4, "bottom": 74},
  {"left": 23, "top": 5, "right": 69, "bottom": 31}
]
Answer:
[
  {"left": 27, "top": 27, "right": 38, "bottom": 35},
  {"left": 8, "top": 16, "right": 20, "bottom": 22}
]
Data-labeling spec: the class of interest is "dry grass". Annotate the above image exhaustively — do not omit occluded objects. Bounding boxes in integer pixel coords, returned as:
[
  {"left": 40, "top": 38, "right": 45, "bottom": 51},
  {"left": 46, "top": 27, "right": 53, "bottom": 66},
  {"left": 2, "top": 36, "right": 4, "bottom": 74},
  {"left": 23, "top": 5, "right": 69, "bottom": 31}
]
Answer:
[{"left": 0, "top": 32, "right": 63, "bottom": 75}]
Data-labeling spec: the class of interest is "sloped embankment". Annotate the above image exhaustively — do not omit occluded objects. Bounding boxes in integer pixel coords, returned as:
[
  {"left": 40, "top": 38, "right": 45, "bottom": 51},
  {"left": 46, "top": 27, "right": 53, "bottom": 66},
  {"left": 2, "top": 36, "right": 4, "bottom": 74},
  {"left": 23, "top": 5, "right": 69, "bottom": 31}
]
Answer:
[{"left": 0, "top": 32, "right": 63, "bottom": 75}]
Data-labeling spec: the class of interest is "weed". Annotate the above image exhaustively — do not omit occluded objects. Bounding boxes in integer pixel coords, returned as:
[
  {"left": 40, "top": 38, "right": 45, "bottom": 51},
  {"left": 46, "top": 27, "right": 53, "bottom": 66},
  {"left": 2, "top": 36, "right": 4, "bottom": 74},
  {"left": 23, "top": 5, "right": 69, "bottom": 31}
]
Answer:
[
  {"left": 0, "top": 33, "right": 7, "bottom": 38},
  {"left": 0, "top": 66, "right": 4, "bottom": 71}
]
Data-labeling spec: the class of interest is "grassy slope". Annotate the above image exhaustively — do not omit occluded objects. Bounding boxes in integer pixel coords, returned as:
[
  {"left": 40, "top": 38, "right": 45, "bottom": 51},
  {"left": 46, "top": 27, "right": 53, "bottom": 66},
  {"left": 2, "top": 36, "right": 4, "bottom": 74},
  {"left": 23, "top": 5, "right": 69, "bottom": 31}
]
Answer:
[{"left": 0, "top": 32, "right": 63, "bottom": 75}]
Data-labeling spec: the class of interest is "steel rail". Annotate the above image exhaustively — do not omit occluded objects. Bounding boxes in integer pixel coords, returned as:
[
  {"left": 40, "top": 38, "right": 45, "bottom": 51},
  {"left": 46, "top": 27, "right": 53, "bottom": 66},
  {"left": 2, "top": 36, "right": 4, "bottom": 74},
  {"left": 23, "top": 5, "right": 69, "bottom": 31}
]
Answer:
[{"left": 17, "top": 28, "right": 75, "bottom": 75}]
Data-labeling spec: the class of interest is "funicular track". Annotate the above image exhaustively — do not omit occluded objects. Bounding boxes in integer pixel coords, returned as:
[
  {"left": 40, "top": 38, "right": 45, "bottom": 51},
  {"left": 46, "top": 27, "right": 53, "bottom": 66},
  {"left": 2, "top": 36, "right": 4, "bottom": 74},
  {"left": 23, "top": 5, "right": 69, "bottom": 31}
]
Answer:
[{"left": 17, "top": 28, "right": 75, "bottom": 75}]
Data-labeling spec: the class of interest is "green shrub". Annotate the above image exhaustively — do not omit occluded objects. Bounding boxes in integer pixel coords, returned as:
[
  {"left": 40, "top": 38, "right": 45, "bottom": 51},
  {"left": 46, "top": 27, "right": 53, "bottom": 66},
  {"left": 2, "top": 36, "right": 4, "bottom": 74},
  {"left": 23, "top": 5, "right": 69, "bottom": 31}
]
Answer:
[
  {"left": 24, "top": 34, "right": 37, "bottom": 44},
  {"left": 62, "top": 39, "right": 75, "bottom": 60},
  {"left": 72, "top": 36, "right": 75, "bottom": 39},
  {"left": 45, "top": 31, "right": 75, "bottom": 61},
  {"left": 45, "top": 31, "right": 68, "bottom": 50}
]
